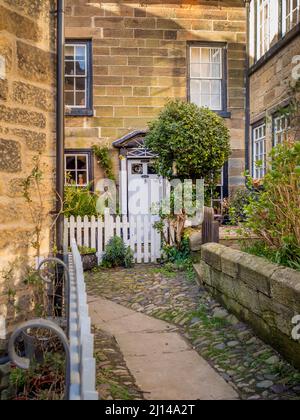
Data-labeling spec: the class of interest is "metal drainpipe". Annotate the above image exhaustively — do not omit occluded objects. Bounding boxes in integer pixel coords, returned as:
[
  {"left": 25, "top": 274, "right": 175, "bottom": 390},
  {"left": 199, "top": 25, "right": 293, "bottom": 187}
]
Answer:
[
  {"left": 245, "top": 0, "right": 251, "bottom": 174},
  {"left": 56, "top": 0, "right": 65, "bottom": 255}
]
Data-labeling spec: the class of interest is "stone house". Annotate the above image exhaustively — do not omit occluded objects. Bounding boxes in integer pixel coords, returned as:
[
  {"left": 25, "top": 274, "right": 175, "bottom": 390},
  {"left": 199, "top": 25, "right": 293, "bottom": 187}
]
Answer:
[
  {"left": 0, "top": 0, "right": 57, "bottom": 337},
  {"left": 65, "top": 0, "right": 247, "bottom": 215},
  {"left": 248, "top": 0, "right": 300, "bottom": 178}
]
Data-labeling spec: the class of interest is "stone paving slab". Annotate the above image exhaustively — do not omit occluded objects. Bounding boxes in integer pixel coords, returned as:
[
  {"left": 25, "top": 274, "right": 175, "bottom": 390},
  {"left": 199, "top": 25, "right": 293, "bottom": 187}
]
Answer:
[{"left": 89, "top": 296, "right": 239, "bottom": 400}]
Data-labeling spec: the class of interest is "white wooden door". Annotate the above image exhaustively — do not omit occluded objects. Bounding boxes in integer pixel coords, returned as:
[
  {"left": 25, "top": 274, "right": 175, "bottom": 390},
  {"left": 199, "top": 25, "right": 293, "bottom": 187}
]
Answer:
[{"left": 127, "top": 159, "right": 162, "bottom": 216}]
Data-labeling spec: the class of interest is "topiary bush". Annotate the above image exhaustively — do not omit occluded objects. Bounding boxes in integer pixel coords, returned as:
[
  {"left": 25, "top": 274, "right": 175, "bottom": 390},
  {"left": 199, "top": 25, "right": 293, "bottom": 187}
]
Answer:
[
  {"left": 145, "top": 100, "right": 230, "bottom": 181},
  {"left": 145, "top": 100, "right": 231, "bottom": 247},
  {"left": 102, "top": 236, "right": 134, "bottom": 268}
]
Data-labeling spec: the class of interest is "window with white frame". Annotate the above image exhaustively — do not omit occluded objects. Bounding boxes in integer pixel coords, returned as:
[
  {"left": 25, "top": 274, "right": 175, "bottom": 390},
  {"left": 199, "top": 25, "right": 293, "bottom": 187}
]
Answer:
[
  {"left": 253, "top": 123, "right": 266, "bottom": 178},
  {"left": 189, "top": 45, "right": 225, "bottom": 111},
  {"left": 65, "top": 41, "right": 92, "bottom": 115},
  {"left": 65, "top": 153, "right": 89, "bottom": 186},
  {"left": 273, "top": 114, "right": 291, "bottom": 145},
  {"left": 283, "top": 0, "right": 300, "bottom": 34},
  {"left": 257, "top": 0, "right": 271, "bottom": 59}
]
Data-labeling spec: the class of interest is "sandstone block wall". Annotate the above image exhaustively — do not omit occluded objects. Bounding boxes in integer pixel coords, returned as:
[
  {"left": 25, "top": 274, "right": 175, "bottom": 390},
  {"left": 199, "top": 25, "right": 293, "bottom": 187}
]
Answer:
[
  {"left": 0, "top": 0, "right": 56, "bottom": 338},
  {"left": 195, "top": 243, "right": 300, "bottom": 368},
  {"left": 65, "top": 0, "right": 247, "bottom": 191}
]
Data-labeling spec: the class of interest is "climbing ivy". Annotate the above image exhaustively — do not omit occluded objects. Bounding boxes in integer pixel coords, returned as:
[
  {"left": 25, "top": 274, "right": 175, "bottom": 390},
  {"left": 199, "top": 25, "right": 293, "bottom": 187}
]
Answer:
[{"left": 92, "top": 145, "right": 115, "bottom": 180}]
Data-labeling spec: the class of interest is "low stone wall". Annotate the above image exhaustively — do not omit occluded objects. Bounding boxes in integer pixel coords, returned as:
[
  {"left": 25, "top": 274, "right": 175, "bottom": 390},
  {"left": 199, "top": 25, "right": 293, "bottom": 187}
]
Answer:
[{"left": 195, "top": 243, "right": 300, "bottom": 369}]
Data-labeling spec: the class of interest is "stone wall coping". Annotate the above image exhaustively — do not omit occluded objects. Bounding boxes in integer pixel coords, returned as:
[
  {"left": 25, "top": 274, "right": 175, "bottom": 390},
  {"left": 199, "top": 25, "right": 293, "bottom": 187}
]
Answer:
[{"left": 201, "top": 242, "right": 300, "bottom": 297}]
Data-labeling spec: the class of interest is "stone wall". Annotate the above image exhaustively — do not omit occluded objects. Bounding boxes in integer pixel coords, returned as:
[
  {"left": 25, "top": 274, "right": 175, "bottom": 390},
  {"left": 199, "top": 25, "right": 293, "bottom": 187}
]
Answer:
[
  {"left": 195, "top": 243, "right": 300, "bottom": 369},
  {"left": 0, "top": 0, "right": 56, "bottom": 339},
  {"left": 65, "top": 0, "right": 247, "bottom": 192},
  {"left": 249, "top": 34, "right": 300, "bottom": 161}
]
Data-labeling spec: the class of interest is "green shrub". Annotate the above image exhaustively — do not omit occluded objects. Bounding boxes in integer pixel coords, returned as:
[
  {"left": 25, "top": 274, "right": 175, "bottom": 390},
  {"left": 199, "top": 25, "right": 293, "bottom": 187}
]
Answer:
[
  {"left": 78, "top": 246, "right": 96, "bottom": 255},
  {"left": 102, "top": 236, "right": 134, "bottom": 268},
  {"left": 63, "top": 184, "right": 98, "bottom": 217},
  {"left": 145, "top": 100, "right": 230, "bottom": 181},
  {"left": 243, "top": 141, "right": 300, "bottom": 269},
  {"left": 161, "top": 237, "right": 196, "bottom": 281},
  {"left": 227, "top": 187, "right": 259, "bottom": 225},
  {"left": 242, "top": 240, "right": 300, "bottom": 271}
]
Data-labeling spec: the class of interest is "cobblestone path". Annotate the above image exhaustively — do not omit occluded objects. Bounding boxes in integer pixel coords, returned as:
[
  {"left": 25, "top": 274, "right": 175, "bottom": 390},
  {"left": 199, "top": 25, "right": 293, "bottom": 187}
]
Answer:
[
  {"left": 94, "top": 327, "right": 143, "bottom": 400},
  {"left": 87, "top": 265, "right": 300, "bottom": 401}
]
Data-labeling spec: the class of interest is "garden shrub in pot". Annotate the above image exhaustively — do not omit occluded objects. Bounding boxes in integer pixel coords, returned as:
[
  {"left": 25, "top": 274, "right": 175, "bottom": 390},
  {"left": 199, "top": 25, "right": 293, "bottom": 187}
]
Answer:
[
  {"left": 102, "top": 237, "right": 134, "bottom": 268},
  {"left": 78, "top": 246, "right": 98, "bottom": 271}
]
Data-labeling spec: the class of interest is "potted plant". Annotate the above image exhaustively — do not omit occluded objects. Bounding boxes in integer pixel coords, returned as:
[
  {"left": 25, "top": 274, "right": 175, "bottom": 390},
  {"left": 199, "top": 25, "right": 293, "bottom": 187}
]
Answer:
[{"left": 78, "top": 246, "right": 98, "bottom": 271}]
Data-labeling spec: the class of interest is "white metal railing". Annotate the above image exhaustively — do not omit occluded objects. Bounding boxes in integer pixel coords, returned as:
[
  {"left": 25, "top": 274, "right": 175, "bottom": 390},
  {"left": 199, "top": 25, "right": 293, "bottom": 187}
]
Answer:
[{"left": 68, "top": 238, "right": 98, "bottom": 400}]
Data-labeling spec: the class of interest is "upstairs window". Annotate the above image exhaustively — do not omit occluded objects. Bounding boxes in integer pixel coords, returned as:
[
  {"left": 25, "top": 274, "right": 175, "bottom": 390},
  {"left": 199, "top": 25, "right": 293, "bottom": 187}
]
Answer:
[
  {"left": 189, "top": 44, "right": 227, "bottom": 113},
  {"left": 253, "top": 123, "right": 266, "bottom": 179},
  {"left": 65, "top": 40, "right": 93, "bottom": 116},
  {"left": 283, "top": 0, "right": 300, "bottom": 34},
  {"left": 257, "top": 0, "right": 271, "bottom": 59}
]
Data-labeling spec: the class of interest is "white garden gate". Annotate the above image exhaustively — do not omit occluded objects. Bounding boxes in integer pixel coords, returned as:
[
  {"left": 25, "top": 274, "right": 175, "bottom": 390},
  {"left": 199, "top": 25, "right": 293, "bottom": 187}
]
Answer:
[{"left": 63, "top": 212, "right": 163, "bottom": 264}]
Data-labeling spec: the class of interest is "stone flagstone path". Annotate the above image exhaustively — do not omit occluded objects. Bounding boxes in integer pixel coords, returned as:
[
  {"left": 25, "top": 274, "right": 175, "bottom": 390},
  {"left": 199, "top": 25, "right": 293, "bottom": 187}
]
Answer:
[
  {"left": 86, "top": 265, "right": 300, "bottom": 400},
  {"left": 89, "top": 296, "right": 238, "bottom": 400}
]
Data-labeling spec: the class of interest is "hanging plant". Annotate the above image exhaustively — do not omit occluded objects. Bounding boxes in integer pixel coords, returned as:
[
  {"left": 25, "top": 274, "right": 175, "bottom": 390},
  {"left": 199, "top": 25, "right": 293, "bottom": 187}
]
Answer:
[{"left": 92, "top": 145, "right": 115, "bottom": 180}]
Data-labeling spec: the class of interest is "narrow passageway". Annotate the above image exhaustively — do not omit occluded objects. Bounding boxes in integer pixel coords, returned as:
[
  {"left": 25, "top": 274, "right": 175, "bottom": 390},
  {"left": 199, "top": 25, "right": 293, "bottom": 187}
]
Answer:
[{"left": 86, "top": 265, "right": 300, "bottom": 401}]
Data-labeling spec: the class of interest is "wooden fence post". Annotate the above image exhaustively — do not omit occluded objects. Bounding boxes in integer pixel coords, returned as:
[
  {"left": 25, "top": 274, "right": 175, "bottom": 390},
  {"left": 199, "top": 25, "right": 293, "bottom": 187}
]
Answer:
[{"left": 202, "top": 207, "right": 220, "bottom": 245}]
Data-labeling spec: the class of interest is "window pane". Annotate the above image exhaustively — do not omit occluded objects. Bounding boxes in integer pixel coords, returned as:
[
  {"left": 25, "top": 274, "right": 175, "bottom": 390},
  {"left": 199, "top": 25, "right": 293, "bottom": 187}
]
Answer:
[
  {"left": 77, "top": 155, "right": 87, "bottom": 169},
  {"left": 65, "top": 45, "right": 74, "bottom": 61},
  {"left": 76, "top": 91, "right": 86, "bottom": 107},
  {"left": 200, "top": 63, "right": 210, "bottom": 77},
  {"left": 211, "top": 80, "right": 221, "bottom": 95},
  {"left": 190, "top": 80, "right": 201, "bottom": 106},
  {"left": 201, "top": 48, "right": 210, "bottom": 63},
  {"left": 212, "top": 63, "right": 221, "bottom": 78},
  {"left": 76, "top": 61, "right": 86, "bottom": 75},
  {"left": 77, "top": 172, "right": 87, "bottom": 186},
  {"left": 201, "top": 80, "right": 210, "bottom": 95},
  {"left": 211, "top": 48, "right": 221, "bottom": 63},
  {"left": 65, "top": 91, "right": 74, "bottom": 106},
  {"left": 65, "top": 61, "right": 74, "bottom": 75},
  {"left": 76, "top": 77, "right": 86, "bottom": 91},
  {"left": 66, "top": 171, "right": 76, "bottom": 184},
  {"left": 76, "top": 46, "right": 86, "bottom": 61},
  {"left": 211, "top": 95, "right": 221, "bottom": 110},
  {"left": 148, "top": 164, "right": 157, "bottom": 175},
  {"left": 65, "top": 77, "right": 74, "bottom": 91},
  {"left": 190, "top": 64, "right": 200, "bottom": 78},
  {"left": 66, "top": 156, "right": 76, "bottom": 170},
  {"left": 201, "top": 95, "right": 211, "bottom": 108},
  {"left": 191, "top": 48, "right": 200, "bottom": 63}
]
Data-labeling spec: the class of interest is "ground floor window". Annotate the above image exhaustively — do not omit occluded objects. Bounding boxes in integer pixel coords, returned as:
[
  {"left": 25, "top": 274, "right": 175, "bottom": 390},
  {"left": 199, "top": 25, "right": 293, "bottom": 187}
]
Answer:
[
  {"left": 252, "top": 123, "right": 266, "bottom": 179},
  {"left": 273, "top": 114, "right": 291, "bottom": 146},
  {"left": 65, "top": 150, "right": 92, "bottom": 187}
]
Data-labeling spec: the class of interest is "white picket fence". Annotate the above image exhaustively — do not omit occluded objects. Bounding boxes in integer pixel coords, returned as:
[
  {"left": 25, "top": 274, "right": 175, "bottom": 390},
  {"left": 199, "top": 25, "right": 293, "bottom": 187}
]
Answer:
[{"left": 64, "top": 212, "right": 163, "bottom": 264}]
